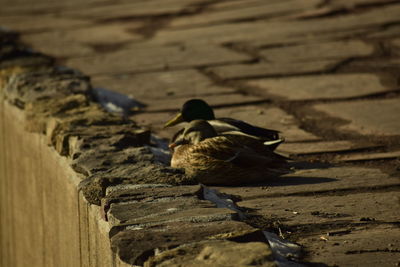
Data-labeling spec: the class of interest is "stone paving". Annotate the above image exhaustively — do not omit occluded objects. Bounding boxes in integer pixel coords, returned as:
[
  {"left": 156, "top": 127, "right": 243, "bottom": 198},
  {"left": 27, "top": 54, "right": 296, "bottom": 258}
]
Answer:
[{"left": 1, "top": 0, "right": 400, "bottom": 266}]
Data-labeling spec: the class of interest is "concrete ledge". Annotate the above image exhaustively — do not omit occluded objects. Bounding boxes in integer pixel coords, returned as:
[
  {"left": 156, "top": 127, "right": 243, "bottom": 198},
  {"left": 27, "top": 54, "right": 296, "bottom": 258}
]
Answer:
[{"left": 0, "top": 30, "right": 283, "bottom": 266}]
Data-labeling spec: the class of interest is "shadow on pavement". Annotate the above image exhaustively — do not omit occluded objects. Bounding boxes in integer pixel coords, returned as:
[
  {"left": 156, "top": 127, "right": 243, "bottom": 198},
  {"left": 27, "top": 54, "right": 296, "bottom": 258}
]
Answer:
[
  {"left": 288, "top": 161, "right": 335, "bottom": 170},
  {"left": 269, "top": 176, "right": 337, "bottom": 187}
]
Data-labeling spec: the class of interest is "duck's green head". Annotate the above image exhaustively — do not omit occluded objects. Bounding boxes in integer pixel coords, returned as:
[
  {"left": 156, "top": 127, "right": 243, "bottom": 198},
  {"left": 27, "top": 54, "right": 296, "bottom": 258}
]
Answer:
[{"left": 164, "top": 99, "right": 215, "bottom": 128}]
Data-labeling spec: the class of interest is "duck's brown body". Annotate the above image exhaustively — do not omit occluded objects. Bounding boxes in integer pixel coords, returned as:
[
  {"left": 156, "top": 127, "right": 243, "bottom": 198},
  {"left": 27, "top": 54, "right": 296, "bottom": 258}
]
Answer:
[{"left": 171, "top": 134, "right": 288, "bottom": 186}]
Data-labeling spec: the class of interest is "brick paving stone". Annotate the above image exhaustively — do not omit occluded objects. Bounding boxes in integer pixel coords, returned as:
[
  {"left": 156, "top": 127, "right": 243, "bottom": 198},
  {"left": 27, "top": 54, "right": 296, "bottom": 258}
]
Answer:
[
  {"left": 243, "top": 73, "right": 395, "bottom": 101},
  {"left": 111, "top": 221, "right": 266, "bottom": 265},
  {"left": 130, "top": 111, "right": 182, "bottom": 140},
  {"left": 391, "top": 38, "right": 400, "bottom": 56},
  {"left": 252, "top": 28, "right": 372, "bottom": 47},
  {"left": 239, "top": 191, "right": 400, "bottom": 226},
  {"left": 285, "top": 0, "right": 397, "bottom": 21},
  {"left": 216, "top": 105, "right": 319, "bottom": 142},
  {"left": 314, "top": 98, "right": 400, "bottom": 136},
  {"left": 141, "top": 93, "right": 262, "bottom": 112},
  {"left": 66, "top": 44, "right": 252, "bottom": 75},
  {"left": 153, "top": 4, "right": 400, "bottom": 45},
  {"left": 153, "top": 21, "right": 286, "bottom": 45},
  {"left": 19, "top": 36, "right": 93, "bottom": 58},
  {"left": 62, "top": 0, "right": 206, "bottom": 19},
  {"left": 210, "top": 0, "right": 282, "bottom": 10},
  {"left": 259, "top": 40, "right": 374, "bottom": 62},
  {"left": 277, "top": 140, "right": 359, "bottom": 155},
  {"left": 0, "top": 15, "right": 91, "bottom": 33},
  {"left": 213, "top": 166, "right": 400, "bottom": 198},
  {"left": 103, "top": 185, "right": 201, "bottom": 217},
  {"left": 327, "top": 0, "right": 396, "bottom": 8},
  {"left": 91, "top": 69, "right": 235, "bottom": 99},
  {"left": 169, "top": 0, "right": 322, "bottom": 28},
  {"left": 147, "top": 240, "right": 275, "bottom": 267},
  {"left": 336, "top": 150, "right": 400, "bottom": 162},
  {"left": 22, "top": 23, "right": 144, "bottom": 57},
  {"left": 209, "top": 60, "right": 338, "bottom": 80},
  {"left": 298, "top": 225, "right": 400, "bottom": 267},
  {"left": 105, "top": 184, "right": 198, "bottom": 198},
  {"left": 341, "top": 58, "right": 400, "bottom": 71},
  {"left": 107, "top": 198, "right": 238, "bottom": 226},
  {"left": 0, "top": 0, "right": 106, "bottom": 15},
  {"left": 367, "top": 24, "right": 400, "bottom": 39}
]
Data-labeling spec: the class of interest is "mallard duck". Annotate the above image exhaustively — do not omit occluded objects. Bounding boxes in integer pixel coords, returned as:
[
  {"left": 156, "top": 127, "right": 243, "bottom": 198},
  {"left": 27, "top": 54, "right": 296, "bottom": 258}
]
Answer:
[
  {"left": 170, "top": 120, "right": 290, "bottom": 186},
  {"left": 164, "top": 99, "right": 283, "bottom": 150}
]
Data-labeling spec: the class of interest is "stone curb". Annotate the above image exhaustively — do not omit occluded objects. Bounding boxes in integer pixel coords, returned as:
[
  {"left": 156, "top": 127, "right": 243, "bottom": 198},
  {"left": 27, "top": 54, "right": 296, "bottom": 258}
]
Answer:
[{"left": 0, "top": 29, "right": 284, "bottom": 266}]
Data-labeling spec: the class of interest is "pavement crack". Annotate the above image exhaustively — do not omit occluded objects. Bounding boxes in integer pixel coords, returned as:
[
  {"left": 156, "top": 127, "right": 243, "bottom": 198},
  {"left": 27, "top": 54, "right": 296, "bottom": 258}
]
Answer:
[
  {"left": 93, "top": 0, "right": 218, "bottom": 39},
  {"left": 244, "top": 184, "right": 400, "bottom": 199},
  {"left": 345, "top": 248, "right": 400, "bottom": 254},
  {"left": 222, "top": 43, "right": 259, "bottom": 61},
  {"left": 301, "top": 0, "right": 400, "bottom": 20}
]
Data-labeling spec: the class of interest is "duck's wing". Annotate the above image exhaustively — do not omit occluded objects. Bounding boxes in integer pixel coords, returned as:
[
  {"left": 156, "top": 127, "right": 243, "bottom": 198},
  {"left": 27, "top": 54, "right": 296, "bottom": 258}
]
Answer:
[
  {"left": 220, "top": 143, "right": 291, "bottom": 175},
  {"left": 171, "top": 138, "right": 234, "bottom": 171},
  {"left": 214, "top": 118, "right": 280, "bottom": 141},
  {"left": 191, "top": 136, "right": 287, "bottom": 164},
  {"left": 220, "top": 132, "right": 285, "bottom": 156},
  {"left": 207, "top": 119, "right": 241, "bottom": 133}
]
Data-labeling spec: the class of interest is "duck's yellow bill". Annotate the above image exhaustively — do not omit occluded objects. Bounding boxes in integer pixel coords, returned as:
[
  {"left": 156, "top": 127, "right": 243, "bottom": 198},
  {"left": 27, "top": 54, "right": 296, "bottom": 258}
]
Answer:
[{"left": 164, "top": 112, "right": 184, "bottom": 128}]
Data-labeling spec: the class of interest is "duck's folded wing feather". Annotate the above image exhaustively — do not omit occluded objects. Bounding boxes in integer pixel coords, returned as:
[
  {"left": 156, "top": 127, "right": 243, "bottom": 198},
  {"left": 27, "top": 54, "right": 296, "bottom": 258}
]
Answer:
[
  {"left": 186, "top": 137, "right": 238, "bottom": 161},
  {"left": 217, "top": 118, "right": 280, "bottom": 140},
  {"left": 208, "top": 119, "right": 240, "bottom": 133},
  {"left": 189, "top": 136, "right": 287, "bottom": 164}
]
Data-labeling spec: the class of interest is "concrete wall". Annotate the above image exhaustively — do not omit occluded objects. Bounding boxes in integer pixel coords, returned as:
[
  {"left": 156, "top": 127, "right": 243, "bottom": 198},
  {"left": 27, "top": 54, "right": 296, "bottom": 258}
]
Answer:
[{"left": 0, "top": 101, "right": 129, "bottom": 267}]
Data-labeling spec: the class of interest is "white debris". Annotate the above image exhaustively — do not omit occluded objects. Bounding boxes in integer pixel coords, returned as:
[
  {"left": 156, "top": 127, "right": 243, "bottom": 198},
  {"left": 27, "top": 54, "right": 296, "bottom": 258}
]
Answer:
[
  {"left": 202, "top": 184, "right": 304, "bottom": 267},
  {"left": 263, "top": 231, "right": 304, "bottom": 267},
  {"left": 92, "top": 87, "right": 144, "bottom": 115},
  {"left": 202, "top": 185, "right": 244, "bottom": 219},
  {"left": 148, "top": 146, "right": 171, "bottom": 165}
]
